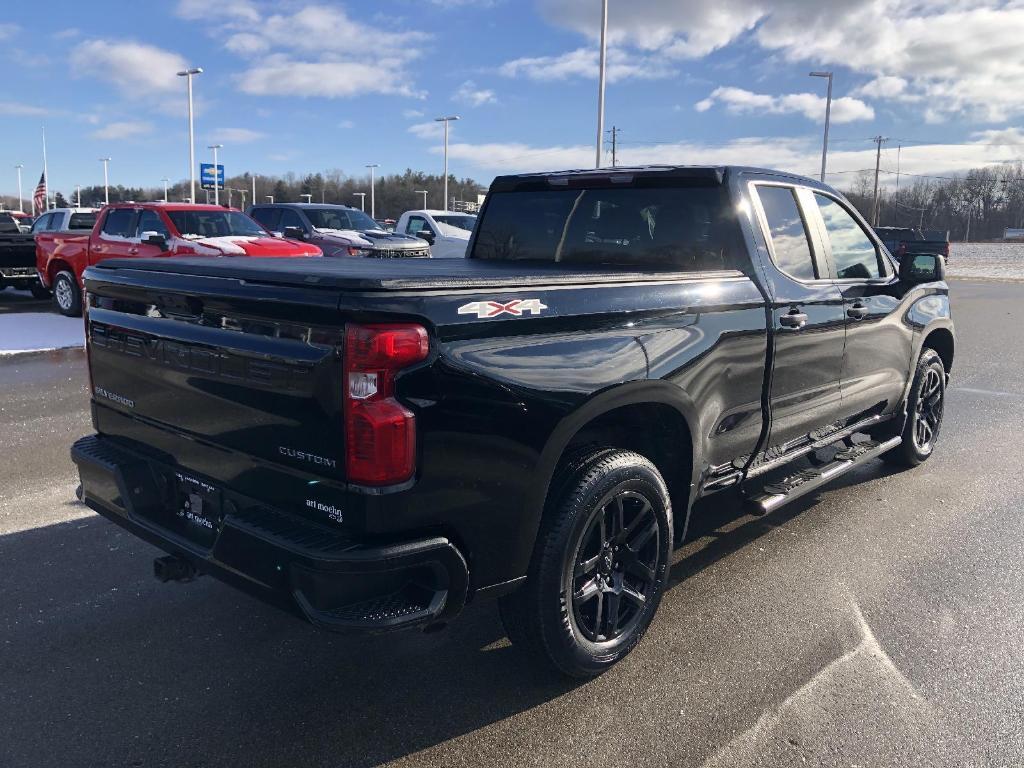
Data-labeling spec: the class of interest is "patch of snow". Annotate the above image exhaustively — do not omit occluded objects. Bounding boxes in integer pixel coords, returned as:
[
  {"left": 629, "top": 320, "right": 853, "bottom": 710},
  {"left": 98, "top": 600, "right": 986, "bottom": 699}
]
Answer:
[
  {"left": 948, "top": 242, "right": 1024, "bottom": 280},
  {"left": 314, "top": 229, "right": 373, "bottom": 246},
  {"left": 170, "top": 235, "right": 260, "bottom": 256},
  {"left": 0, "top": 313, "right": 85, "bottom": 356}
]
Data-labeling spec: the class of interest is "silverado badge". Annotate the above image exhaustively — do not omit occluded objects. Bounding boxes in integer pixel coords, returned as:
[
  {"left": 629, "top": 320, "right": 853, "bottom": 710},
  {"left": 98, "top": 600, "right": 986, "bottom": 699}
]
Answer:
[{"left": 458, "top": 299, "right": 548, "bottom": 318}]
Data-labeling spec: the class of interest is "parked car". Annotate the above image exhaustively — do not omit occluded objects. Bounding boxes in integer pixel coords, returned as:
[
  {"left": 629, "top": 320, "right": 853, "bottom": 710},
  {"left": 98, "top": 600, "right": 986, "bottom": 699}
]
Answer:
[
  {"left": 394, "top": 209, "right": 476, "bottom": 258},
  {"left": 37, "top": 202, "right": 322, "bottom": 316},
  {"left": 72, "top": 165, "right": 952, "bottom": 677},
  {"left": 874, "top": 226, "right": 950, "bottom": 262},
  {"left": 12, "top": 212, "right": 34, "bottom": 233},
  {"left": 31, "top": 207, "right": 100, "bottom": 236},
  {"left": 0, "top": 211, "right": 46, "bottom": 296},
  {"left": 247, "top": 203, "right": 430, "bottom": 259}
]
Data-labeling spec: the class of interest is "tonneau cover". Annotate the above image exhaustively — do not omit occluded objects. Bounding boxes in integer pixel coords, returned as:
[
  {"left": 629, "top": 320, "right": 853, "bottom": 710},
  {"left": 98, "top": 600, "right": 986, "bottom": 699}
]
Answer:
[{"left": 91, "top": 256, "right": 716, "bottom": 292}]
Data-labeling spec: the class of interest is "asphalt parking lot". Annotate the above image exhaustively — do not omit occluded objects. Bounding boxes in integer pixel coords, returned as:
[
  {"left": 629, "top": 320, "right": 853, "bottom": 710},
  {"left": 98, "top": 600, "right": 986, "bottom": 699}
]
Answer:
[{"left": 1, "top": 278, "right": 1022, "bottom": 768}]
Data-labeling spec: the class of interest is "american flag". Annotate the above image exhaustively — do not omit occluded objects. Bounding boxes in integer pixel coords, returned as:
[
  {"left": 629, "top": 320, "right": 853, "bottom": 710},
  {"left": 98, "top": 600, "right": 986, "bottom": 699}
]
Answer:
[{"left": 32, "top": 172, "right": 47, "bottom": 215}]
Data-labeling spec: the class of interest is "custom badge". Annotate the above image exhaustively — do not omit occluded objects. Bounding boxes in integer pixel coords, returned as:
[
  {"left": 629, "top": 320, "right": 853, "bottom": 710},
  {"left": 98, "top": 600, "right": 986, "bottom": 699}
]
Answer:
[{"left": 458, "top": 299, "right": 548, "bottom": 319}]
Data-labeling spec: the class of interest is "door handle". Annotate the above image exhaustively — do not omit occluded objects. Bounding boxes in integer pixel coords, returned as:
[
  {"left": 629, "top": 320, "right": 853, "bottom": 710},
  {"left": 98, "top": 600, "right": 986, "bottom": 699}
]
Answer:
[
  {"left": 779, "top": 309, "right": 808, "bottom": 329},
  {"left": 847, "top": 303, "right": 869, "bottom": 320}
]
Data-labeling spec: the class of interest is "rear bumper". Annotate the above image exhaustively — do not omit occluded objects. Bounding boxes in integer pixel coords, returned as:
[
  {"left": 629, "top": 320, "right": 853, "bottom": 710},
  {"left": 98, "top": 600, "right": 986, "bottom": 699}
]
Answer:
[{"left": 71, "top": 434, "right": 469, "bottom": 633}]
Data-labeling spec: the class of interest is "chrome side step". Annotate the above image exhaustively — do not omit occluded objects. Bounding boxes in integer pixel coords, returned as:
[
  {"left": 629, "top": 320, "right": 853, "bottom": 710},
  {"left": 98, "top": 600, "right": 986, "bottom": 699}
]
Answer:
[{"left": 746, "top": 436, "right": 902, "bottom": 516}]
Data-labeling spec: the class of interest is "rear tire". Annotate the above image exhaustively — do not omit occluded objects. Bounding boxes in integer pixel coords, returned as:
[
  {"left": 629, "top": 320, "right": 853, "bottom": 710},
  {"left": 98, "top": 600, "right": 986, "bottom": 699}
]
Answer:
[
  {"left": 52, "top": 271, "right": 81, "bottom": 317},
  {"left": 499, "top": 448, "right": 673, "bottom": 678},
  {"left": 883, "top": 348, "right": 945, "bottom": 467}
]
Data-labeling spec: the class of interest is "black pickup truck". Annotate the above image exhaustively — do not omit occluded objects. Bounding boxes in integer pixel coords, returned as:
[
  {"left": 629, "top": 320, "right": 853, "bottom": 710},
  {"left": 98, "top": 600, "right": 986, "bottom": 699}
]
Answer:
[
  {"left": 0, "top": 211, "right": 46, "bottom": 296},
  {"left": 72, "top": 166, "right": 953, "bottom": 677}
]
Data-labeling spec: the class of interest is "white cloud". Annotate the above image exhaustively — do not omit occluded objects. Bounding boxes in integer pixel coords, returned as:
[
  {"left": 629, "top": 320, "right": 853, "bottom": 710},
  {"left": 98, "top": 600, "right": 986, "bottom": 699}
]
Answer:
[
  {"left": 500, "top": 46, "right": 673, "bottom": 82},
  {"left": 190, "top": 4, "right": 429, "bottom": 101},
  {"left": 531, "top": 0, "right": 1024, "bottom": 123},
  {"left": 52, "top": 28, "right": 80, "bottom": 40},
  {"left": 409, "top": 121, "right": 446, "bottom": 140},
  {"left": 91, "top": 121, "right": 154, "bottom": 140},
  {"left": 70, "top": 40, "right": 188, "bottom": 94},
  {"left": 0, "top": 102, "right": 51, "bottom": 117},
  {"left": 454, "top": 80, "right": 496, "bottom": 107},
  {"left": 0, "top": 23, "right": 19, "bottom": 40},
  {"left": 696, "top": 87, "right": 875, "bottom": 124},
  {"left": 237, "top": 56, "right": 416, "bottom": 98},
  {"left": 437, "top": 132, "right": 1024, "bottom": 184},
  {"left": 403, "top": 108, "right": 425, "bottom": 119},
  {"left": 209, "top": 127, "right": 266, "bottom": 143}
]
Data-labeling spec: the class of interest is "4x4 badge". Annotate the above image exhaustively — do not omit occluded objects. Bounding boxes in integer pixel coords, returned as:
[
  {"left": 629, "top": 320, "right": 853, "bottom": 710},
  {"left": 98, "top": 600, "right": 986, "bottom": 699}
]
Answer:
[{"left": 458, "top": 299, "right": 548, "bottom": 318}]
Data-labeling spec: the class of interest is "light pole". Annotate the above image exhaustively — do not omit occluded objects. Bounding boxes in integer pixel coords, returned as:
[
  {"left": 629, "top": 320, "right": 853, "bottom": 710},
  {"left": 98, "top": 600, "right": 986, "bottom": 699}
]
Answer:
[
  {"left": 300, "top": 194, "right": 313, "bottom": 203},
  {"left": 75, "top": 185, "right": 81, "bottom": 207},
  {"left": 810, "top": 71, "right": 833, "bottom": 183},
  {"left": 208, "top": 144, "right": 223, "bottom": 205},
  {"left": 415, "top": 189, "right": 428, "bottom": 209},
  {"left": 176, "top": 67, "right": 203, "bottom": 204},
  {"left": 265, "top": 195, "right": 274, "bottom": 203},
  {"left": 434, "top": 116, "right": 460, "bottom": 211},
  {"left": 15, "top": 164, "right": 23, "bottom": 213},
  {"left": 595, "top": 0, "right": 608, "bottom": 169},
  {"left": 366, "top": 164, "right": 379, "bottom": 219},
  {"left": 99, "top": 157, "right": 111, "bottom": 205},
  {"left": 353, "top": 192, "right": 366, "bottom": 211},
  {"left": 161, "top": 177, "right": 170, "bottom": 203}
]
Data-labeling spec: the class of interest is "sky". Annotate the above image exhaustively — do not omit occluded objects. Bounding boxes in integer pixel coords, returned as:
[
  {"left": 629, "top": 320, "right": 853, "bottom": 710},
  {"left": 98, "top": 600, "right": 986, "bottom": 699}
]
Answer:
[{"left": 3, "top": 0, "right": 1024, "bottom": 200}]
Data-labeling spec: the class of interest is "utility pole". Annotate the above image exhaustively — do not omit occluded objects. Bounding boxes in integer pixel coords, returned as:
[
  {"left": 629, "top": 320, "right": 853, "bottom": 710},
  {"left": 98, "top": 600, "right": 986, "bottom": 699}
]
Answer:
[
  {"left": 434, "top": 116, "right": 460, "bottom": 212},
  {"left": 595, "top": 0, "right": 608, "bottom": 168},
  {"left": 75, "top": 185, "right": 81, "bottom": 207},
  {"left": 99, "top": 157, "right": 111, "bottom": 205},
  {"left": 605, "top": 126, "right": 619, "bottom": 167},
  {"left": 161, "top": 177, "right": 170, "bottom": 203},
  {"left": 15, "top": 164, "right": 23, "bottom": 212},
  {"left": 366, "top": 164, "right": 379, "bottom": 219},
  {"left": 809, "top": 71, "right": 833, "bottom": 182},
  {"left": 353, "top": 192, "right": 366, "bottom": 211},
  {"left": 415, "top": 189, "right": 428, "bottom": 208},
  {"left": 300, "top": 194, "right": 313, "bottom": 203},
  {"left": 208, "top": 144, "right": 223, "bottom": 206},
  {"left": 871, "top": 136, "right": 887, "bottom": 227},
  {"left": 176, "top": 67, "right": 203, "bottom": 204}
]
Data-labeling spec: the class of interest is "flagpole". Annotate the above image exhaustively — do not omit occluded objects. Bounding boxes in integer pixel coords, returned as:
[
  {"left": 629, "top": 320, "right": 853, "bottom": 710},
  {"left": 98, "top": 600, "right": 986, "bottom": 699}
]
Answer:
[{"left": 41, "top": 127, "right": 50, "bottom": 210}]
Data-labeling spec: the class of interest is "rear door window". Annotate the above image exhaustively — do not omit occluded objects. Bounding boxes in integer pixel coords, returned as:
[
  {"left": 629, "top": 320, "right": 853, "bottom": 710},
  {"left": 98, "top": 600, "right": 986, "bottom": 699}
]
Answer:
[
  {"left": 814, "top": 194, "right": 882, "bottom": 279},
  {"left": 755, "top": 185, "right": 818, "bottom": 281},
  {"left": 279, "top": 209, "right": 305, "bottom": 232},
  {"left": 101, "top": 209, "right": 136, "bottom": 238}
]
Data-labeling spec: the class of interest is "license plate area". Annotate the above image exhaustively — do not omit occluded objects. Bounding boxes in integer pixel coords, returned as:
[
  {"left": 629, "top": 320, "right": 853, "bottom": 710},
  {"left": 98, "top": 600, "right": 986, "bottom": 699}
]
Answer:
[{"left": 140, "top": 469, "right": 224, "bottom": 548}]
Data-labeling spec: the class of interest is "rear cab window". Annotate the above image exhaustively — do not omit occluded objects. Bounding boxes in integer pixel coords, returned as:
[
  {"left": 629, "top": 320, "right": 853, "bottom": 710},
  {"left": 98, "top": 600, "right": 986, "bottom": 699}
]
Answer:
[
  {"left": 68, "top": 212, "right": 97, "bottom": 231},
  {"left": 471, "top": 183, "right": 740, "bottom": 271}
]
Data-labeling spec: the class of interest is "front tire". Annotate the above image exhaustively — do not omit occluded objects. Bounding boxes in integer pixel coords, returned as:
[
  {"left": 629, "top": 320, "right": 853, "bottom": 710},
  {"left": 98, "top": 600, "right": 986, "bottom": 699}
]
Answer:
[
  {"left": 499, "top": 449, "right": 673, "bottom": 678},
  {"left": 884, "top": 348, "right": 946, "bottom": 467},
  {"left": 52, "top": 271, "right": 82, "bottom": 317}
]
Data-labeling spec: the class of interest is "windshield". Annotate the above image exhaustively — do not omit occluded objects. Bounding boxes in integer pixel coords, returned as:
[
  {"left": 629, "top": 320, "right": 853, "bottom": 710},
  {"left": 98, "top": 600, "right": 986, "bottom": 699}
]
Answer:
[
  {"left": 434, "top": 214, "right": 477, "bottom": 232},
  {"left": 166, "top": 210, "right": 268, "bottom": 238},
  {"left": 471, "top": 185, "right": 739, "bottom": 270},
  {"left": 0, "top": 213, "right": 18, "bottom": 234},
  {"left": 301, "top": 208, "right": 367, "bottom": 231}
]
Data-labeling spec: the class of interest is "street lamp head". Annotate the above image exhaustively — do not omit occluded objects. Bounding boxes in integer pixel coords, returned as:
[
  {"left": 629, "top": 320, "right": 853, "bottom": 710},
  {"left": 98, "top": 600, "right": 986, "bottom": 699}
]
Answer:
[
  {"left": 809, "top": 71, "right": 832, "bottom": 78},
  {"left": 15, "top": 163, "right": 23, "bottom": 169},
  {"left": 434, "top": 115, "right": 461, "bottom": 122},
  {"left": 208, "top": 144, "right": 223, "bottom": 150},
  {"left": 99, "top": 157, "right": 111, "bottom": 162},
  {"left": 366, "top": 163, "right": 380, "bottom": 169},
  {"left": 177, "top": 67, "right": 203, "bottom": 76}
]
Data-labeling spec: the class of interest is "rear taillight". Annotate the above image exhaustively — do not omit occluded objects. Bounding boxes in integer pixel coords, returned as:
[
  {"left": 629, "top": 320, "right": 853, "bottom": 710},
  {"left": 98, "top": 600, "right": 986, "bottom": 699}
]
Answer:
[{"left": 344, "top": 323, "right": 429, "bottom": 486}]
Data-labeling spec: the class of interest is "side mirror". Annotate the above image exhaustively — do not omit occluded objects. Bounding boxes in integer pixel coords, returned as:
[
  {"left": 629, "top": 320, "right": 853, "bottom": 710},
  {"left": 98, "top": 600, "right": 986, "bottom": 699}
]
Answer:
[
  {"left": 283, "top": 226, "right": 307, "bottom": 241},
  {"left": 142, "top": 231, "right": 167, "bottom": 250},
  {"left": 416, "top": 230, "right": 435, "bottom": 245},
  {"left": 899, "top": 253, "right": 945, "bottom": 285}
]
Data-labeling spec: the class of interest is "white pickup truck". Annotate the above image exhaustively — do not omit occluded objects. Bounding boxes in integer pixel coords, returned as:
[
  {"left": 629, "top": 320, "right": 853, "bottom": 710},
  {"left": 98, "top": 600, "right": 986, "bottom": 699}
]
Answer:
[{"left": 394, "top": 209, "right": 476, "bottom": 258}]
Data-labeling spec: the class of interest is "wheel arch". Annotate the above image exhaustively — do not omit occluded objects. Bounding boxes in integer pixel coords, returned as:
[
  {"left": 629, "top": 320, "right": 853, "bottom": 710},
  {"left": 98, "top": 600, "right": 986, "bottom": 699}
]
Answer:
[
  {"left": 922, "top": 326, "right": 954, "bottom": 374},
  {"left": 527, "top": 381, "right": 703, "bottom": 553}
]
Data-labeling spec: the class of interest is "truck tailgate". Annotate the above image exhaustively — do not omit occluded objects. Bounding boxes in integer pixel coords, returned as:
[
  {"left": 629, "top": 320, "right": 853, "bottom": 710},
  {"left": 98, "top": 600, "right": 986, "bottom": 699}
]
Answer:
[{"left": 84, "top": 266, "right": 349, "bottom": 481}]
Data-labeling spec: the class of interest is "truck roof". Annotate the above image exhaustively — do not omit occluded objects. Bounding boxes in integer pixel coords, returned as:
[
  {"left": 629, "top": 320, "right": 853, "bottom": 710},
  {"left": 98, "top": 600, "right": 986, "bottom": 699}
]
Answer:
[
  {"left": 490, "top": 165, "right": 822, "bottom": 191},
  {"left": 102, "top": 202, "right": 241, "bottom": 212},
  {"left": 254, "top": 202, "right": 360, "bottom": 212}
]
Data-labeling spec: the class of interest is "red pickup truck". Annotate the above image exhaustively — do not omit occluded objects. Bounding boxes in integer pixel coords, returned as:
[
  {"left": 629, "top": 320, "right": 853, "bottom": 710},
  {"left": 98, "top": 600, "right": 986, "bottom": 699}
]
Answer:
[{"left": 36, "top": 202, "right": 322, "bottom": 316}]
